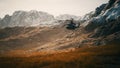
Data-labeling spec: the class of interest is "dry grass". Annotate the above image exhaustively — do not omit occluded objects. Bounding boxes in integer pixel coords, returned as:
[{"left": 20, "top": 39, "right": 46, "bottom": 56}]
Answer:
[{"left": 0, "top": 44, "right": 120, "bottom": 68}]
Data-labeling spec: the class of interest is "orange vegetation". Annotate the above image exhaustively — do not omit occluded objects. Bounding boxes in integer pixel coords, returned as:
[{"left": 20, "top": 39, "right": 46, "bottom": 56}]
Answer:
[{"left": 0, "top": 44, "right": 120, "bottom": 68}]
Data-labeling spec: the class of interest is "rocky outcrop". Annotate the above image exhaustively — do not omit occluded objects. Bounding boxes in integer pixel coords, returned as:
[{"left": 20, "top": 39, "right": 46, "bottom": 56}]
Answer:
[
  {"left": 85, "top": 0, "right": 120, "bottom": 32},
  {"left": 90, "top": 20, "right": 120, "bottom": 38},
  {"left": 79, "top": 0, "right": 120, "bottom": 46},
  {"left": 103, "top": 0, "right": 116, "bottom": 11},
  {"left": 80, "top": 3, "right": 107, "bottom": 26},
  {"left": 94, "top": 4, "right": 107, "bottom": 17},
  {"left": 66, "top": 20, "right": 78, "bottom": 30}
]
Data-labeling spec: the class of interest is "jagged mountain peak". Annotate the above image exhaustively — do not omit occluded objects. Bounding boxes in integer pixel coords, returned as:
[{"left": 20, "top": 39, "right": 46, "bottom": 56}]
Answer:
[{"left": 0, "top": 10, "right": 55, "bottom": 28}]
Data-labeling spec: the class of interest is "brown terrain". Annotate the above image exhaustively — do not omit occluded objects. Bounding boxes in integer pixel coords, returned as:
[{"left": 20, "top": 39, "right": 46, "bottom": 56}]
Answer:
[
  {"left": 0, "top": 26, "right": 87, "bottom": 55},
  {"left": 0, "top": 42, "right": 120, "bottom": 68},
  {"left": 0, "top": 0, "right": 120, "bottom": 67},
  {"left": 0, "top": 26, "right": 120, "bottom": 68}
]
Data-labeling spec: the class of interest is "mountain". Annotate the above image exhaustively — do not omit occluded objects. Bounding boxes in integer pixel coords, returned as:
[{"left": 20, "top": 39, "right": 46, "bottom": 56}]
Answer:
[
  {"left": 0, "top": 15, "right": 12, "bottom": 28},
  {"left": 0, "top": 10, "right": 54, "bottom": 28},
  {"left": 0, "top": 0, "right": 120, "bottom": 50},
  {"left": 78, "top": 0, "right": 120, "bottom": 46},
  {"left": 0, "top": 11, "right": 82, "bottom": 28},
  {"left": 85, "top": 0, "right": 120, "bottom": 29},
  {"left": 86, "top": 0, "right": 120, "bottom": 33},
  {"left": 56, "top": 14, "right": 81, "bottom": 20},
  {"left": 0, "top": 0, "right": 120, "bottom": 68},
  {"left": 0, "top": 0, "right": 119, "bottom": 50},
  {"left": 80, "top": 3, "right": 108, "bottom": 27}
]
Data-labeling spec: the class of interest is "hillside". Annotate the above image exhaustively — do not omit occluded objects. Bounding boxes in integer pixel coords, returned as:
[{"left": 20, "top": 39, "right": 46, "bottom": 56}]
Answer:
[
  {"left": 0, "top": 0, "right": 120, "bottom": 68},
  {"left": 0, "top": 26, "right": 86, "bottom": 55},
  {"left": 0, "top": 43, "right": 120, "bottom": 68}
]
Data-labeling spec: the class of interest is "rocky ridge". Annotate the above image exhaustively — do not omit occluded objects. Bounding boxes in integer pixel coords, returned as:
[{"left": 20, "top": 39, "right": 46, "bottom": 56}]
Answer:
[
  {"left": 0, "top": 10, "right": 55, "bottom": 28},
  {"left": 80, "top": 0, "right": 120, "bottom": 46}
]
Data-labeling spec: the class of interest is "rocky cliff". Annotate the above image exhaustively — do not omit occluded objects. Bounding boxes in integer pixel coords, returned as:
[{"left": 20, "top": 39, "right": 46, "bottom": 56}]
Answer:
[
  {"left": 0, "top": 10, "right": 54, "bottom": 28},
  {"left": 80, "top": 0, "right": 120, "bottom": 45}
]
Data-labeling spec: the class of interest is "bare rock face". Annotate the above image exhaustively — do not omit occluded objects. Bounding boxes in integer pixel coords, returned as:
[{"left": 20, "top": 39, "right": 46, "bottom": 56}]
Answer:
[
  {"left": 103, "top": 0, "right": 116, "bottom": 11},
  {"left": 79, "top": 0, "right": 120, "bottom": 46},
  {"left": 91, "top": 21, "right": 120, "bottom": 38},
  {"left": 0, "top": 10, "right": 54, "bottom": 28},
  {"left": 94, "top": 4, "right": 107, "bottom": 17},
  {"left": 85, "top": 0, "right": 120, "bottom": 32},
  {"left": 80, "top": 3, "right": 107, "bottom": 26},
  {"left": 0, "top": 15, "right": 12, "bottom": 28}
]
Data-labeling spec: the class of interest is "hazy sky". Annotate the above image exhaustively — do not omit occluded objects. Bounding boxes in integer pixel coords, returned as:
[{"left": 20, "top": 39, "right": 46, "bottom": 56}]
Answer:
[{"left": 0, "top": 0, "right": 108, "bottom": 18}]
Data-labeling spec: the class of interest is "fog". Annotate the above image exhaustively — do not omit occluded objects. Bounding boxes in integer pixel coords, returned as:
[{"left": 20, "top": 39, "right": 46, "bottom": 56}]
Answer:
[{"left": 0, "top": 0, "right": 108, "bottom": 18}]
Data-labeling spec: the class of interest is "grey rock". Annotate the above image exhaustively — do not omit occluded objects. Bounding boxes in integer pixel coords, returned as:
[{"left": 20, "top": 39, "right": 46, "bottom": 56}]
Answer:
[{"left": 0, "top": 10, "right": 54, "bottom": 28}]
